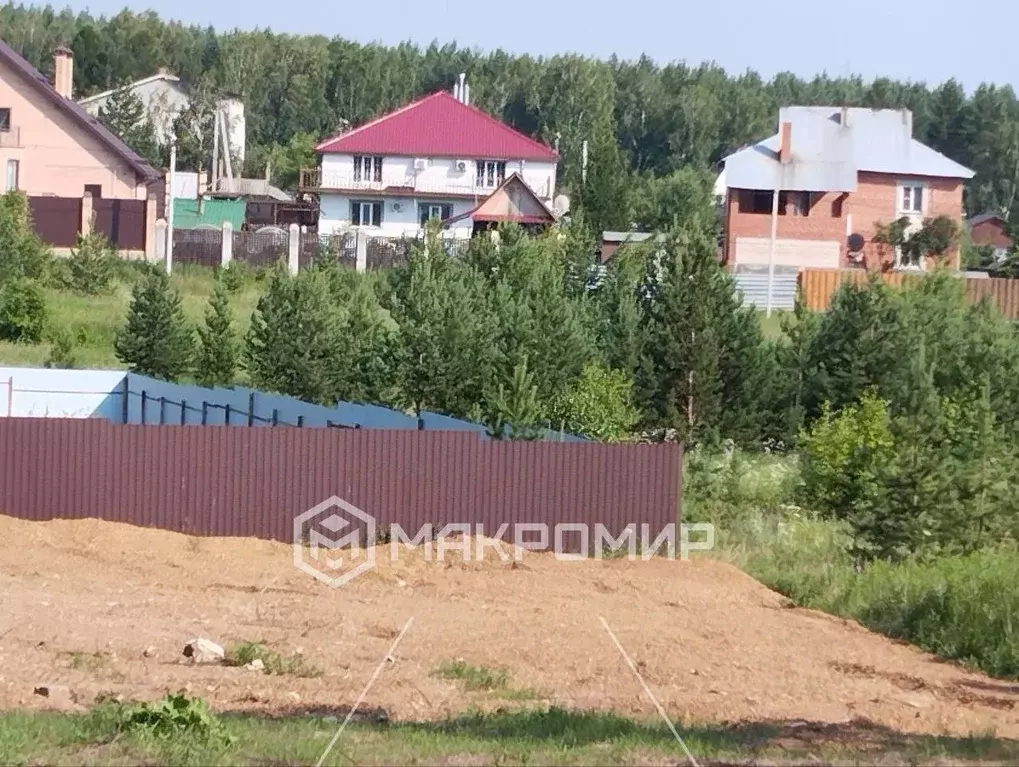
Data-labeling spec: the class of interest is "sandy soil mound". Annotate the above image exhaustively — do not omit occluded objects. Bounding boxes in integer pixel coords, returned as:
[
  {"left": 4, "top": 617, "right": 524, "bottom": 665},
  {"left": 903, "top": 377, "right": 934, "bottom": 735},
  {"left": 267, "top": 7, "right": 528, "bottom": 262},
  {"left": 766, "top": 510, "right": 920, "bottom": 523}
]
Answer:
[{"left": 1, "top": 515, "right": 1018, "bottom": 739}]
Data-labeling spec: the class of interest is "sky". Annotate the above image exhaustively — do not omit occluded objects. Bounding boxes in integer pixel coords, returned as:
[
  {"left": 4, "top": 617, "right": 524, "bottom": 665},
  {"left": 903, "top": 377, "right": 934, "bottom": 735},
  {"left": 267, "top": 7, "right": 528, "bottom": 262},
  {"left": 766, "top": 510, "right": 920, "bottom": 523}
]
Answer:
[{"left": 61, "top": 0, "right": 1017, "bottom": 91}]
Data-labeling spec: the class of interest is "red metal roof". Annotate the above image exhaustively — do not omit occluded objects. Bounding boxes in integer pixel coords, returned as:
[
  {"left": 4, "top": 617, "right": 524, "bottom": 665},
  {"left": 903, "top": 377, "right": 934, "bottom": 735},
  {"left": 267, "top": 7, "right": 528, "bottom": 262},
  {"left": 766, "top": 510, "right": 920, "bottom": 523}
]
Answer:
[{"left": 317, "top": 92, "right": 559, "bottom": 162}]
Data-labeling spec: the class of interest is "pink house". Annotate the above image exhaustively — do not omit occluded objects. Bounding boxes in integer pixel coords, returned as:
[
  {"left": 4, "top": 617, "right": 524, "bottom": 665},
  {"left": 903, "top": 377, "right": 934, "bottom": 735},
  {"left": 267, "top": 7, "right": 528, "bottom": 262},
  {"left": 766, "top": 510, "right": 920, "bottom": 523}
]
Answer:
[
  {"left": 0, "top": 41, "right": 162, "bottom": 199},
  {"left": 0, "top": 40, "right": 164, "bottom": 255}
]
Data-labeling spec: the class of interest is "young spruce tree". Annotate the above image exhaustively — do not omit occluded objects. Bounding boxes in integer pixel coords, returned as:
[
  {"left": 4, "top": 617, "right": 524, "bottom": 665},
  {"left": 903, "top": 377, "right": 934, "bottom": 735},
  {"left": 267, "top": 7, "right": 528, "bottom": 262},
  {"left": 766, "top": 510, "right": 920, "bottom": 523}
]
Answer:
[
  {"left": 244, "top": 265, "right": 344, "bottom": 404},
  {"left": 195, "top": 275, "right": 237, "bottom": 387},
  {"left": 114, "top": 267, "right": 193, "bottom": 381}
]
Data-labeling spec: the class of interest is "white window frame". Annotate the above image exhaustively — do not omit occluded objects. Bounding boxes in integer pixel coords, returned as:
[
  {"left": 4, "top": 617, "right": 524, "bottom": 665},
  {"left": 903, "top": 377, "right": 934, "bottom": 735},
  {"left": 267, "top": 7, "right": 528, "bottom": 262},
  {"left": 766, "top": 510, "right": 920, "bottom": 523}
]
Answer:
[
  {"left": 898, "top": 181, "right": 926, "bottom": 215},
  {"left": 351, "top": 200, "right": 382, "bottom": 227},
  {"left": 5, "top": 159, "right": 18, "bottom": 192},
  {"left": 419, "top": 202, "right": 454, "bottom": 227},
  {"left": 475, "top": 160, "right": 506, "bottom": 189},
  {"left": 353, "top": 156, "right": 383, "bottom": 184}
]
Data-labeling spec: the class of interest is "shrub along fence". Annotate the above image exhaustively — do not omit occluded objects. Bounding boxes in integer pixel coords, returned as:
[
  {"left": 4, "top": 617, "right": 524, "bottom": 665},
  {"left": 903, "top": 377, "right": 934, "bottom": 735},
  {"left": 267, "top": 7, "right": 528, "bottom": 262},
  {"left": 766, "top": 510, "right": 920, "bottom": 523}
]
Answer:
[
  {"left": 0, "top": 418, "right": 682, "bottom": 546},
  {"left": 800, "top": 268, "right": 1019, "bottom": 319}
]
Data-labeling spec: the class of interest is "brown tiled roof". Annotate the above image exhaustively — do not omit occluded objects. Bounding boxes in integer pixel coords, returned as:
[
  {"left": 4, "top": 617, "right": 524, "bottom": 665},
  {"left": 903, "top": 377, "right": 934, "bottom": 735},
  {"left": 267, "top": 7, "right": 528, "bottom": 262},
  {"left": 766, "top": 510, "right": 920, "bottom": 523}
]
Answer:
[{"left": 0, "top": 38, "right": 162, "bottom": 184}]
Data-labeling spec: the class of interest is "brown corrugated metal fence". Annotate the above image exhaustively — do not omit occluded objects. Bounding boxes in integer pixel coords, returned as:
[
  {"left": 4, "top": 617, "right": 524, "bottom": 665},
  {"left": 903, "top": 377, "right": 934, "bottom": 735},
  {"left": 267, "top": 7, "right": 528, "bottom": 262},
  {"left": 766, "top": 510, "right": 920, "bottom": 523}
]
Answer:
[
  {"left": 800, "top": 268, "right": 1019, "bottom": 319},
  {"left": 93, "top": 198, "right": 147, "bottom": 250},
  {"left": 28, "top": 196, "right": 81, "bottom": 248},
  {"left": 0, "top": 419, "right": 681, "bottom": 545}
]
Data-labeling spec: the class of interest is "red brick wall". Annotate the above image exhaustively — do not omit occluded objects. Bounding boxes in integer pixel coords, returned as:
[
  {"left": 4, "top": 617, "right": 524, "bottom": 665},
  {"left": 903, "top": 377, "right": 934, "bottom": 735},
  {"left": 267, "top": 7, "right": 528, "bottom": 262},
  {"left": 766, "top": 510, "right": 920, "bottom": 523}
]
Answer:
[
  {"left": 724, "top": 190, "right": 846, "bottom": 265},
  {"left": 852, "top": 173, "right": 964, "bottom": 269},
  {"left": 971, "top": 219, "right": 1012, "bottom": 250},
  {"left": 724, "top": 172, "right": 966, "bottom": 270}
]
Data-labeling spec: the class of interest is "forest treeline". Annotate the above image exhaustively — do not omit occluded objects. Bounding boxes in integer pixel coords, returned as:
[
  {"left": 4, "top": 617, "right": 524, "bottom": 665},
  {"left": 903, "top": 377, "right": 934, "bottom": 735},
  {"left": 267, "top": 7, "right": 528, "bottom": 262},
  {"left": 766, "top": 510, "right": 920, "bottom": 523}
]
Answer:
[{"left": 3, "top": 4, "right": 1018, "bottom": 231}]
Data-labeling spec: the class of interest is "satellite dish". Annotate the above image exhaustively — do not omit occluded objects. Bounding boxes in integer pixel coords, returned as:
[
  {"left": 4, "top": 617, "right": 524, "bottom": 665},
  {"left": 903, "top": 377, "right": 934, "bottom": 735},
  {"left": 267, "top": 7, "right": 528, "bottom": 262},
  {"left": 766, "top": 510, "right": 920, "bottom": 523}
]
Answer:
[
  {"left": 847, "top": 233, "right": 866, "bottom": 265},
  {"left": 553, "top": 194, "right": 571, "bottom": 216}
]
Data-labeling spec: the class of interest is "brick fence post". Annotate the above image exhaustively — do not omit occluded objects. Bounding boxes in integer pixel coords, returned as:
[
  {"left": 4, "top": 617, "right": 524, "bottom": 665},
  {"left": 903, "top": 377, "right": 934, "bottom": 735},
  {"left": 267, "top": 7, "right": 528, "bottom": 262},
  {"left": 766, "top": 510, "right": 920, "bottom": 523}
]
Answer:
[
  {"left": 144, "top": 193, "right": 158, "bottom": 261},
  {"left": 288, "top": 223, "right": 300, "bottom": 274},
  {"left": 355, "top": 229, "right": 367, "bottom": 272},
  {"left": 80, "top": 191, "right": 93, "bottom": 237},
  {"left": 221, "top": 221, "right": 233, "bottom": 268},
  {"left": 155, "top": 219, "right": 167, "bottom": 264}
]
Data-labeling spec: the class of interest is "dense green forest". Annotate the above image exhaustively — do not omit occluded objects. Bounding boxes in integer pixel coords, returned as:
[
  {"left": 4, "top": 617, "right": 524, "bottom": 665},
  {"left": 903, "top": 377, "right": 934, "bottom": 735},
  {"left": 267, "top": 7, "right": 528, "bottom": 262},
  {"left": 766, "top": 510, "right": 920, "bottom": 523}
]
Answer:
[{"left": 3, "top": 4, "right": 1019, "bottom": 230}]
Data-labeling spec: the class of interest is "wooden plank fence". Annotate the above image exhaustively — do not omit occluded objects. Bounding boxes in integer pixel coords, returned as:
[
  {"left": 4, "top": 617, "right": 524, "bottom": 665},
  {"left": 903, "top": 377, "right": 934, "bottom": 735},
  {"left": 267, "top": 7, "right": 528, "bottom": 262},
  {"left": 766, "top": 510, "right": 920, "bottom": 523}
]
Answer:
[{"left": 799, "top": 269, "right": 1019, "bottom": 320}]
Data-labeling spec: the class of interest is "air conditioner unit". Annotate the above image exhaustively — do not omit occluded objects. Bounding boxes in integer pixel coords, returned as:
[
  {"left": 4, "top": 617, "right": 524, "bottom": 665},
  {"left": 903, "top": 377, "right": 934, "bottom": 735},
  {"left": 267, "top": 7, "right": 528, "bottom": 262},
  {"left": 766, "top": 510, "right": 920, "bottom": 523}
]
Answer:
[
  {"left": 392, "top": 202, "right": 403, "bottom": 212},
  {"left": 413, "top": 158, "right": 428, "bottom": 171},
  {"left": 454, "top": 160, "right": 468, "bottom": 173}
]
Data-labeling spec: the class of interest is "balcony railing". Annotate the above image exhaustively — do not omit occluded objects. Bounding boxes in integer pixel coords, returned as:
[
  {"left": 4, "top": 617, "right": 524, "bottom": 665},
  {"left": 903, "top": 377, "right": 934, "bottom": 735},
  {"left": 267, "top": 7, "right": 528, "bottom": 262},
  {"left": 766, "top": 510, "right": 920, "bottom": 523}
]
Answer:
[
  {"left": 299, "top": 167, "right": 550, "bottom": 199},
  {"left": 0, "top": 127, "right": 21, "bottom": 148}
]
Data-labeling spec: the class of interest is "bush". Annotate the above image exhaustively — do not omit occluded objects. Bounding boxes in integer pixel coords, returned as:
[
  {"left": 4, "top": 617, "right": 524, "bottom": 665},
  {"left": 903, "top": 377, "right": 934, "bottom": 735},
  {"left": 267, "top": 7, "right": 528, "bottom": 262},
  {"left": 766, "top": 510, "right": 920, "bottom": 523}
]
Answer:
[
  {"left": 0, "top": 279, "right": 47, "bottom": 343},
  {"left": 64, "top": 230, "right": 118, "bottom": 295},
  {"left": 798, "top": 394, "right": 894, "bottom": 528},
  {"left": 219, "top": 260, "right": 265, "bottom": 293},
  {"left": 0, "top": 191, "right": 51, "bottom": 283},
  {"left": 44, "top": 330, "right": 77, "bottom": 369},
  {"left": 551, "top": 363, "right": 640, "bottom": 441},
  {"left": 106, "top": 694, "right": 231, "bottom": 744},
  {"left": 799, "top": 386, "right": 1019, "bottom": 561}
]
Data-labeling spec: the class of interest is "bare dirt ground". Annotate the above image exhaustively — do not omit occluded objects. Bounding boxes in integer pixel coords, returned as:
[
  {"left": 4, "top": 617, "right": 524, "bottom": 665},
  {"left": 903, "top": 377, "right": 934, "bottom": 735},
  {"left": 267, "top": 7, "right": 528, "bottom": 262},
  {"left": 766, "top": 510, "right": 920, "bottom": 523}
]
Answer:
[{"left": 2, "top": 515, "right": 1019, "bottom": 743}]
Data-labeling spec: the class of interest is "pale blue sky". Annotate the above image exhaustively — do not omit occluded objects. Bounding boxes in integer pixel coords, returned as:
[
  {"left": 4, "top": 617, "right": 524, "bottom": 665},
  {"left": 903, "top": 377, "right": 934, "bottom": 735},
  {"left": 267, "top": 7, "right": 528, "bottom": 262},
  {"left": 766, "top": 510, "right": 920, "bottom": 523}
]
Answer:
[{"left": 64, "top": 0, "right": 1015, "bottom": 90}]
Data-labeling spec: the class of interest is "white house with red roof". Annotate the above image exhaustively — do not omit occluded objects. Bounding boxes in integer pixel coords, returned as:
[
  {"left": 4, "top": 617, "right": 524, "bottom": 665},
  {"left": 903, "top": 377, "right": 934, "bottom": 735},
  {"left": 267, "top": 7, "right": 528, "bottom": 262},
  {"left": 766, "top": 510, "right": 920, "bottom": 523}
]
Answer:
[{"left": 302, "top": 80, "right": 560, "bottom": 238}]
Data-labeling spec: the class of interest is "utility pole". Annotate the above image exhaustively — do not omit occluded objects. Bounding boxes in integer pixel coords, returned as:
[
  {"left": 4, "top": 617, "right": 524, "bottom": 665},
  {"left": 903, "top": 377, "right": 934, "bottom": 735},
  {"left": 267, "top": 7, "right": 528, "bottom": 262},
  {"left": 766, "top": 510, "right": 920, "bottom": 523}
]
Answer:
[{"left": 166, "top": 140, "right": 176, "bottom": 275}]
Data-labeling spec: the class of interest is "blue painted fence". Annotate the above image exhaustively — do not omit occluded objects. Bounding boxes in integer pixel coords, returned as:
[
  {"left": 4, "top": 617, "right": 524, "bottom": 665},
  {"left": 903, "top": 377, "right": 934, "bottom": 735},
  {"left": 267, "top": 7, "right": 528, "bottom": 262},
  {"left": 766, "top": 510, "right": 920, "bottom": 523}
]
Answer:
[{"left": 0, "top": 367, "right": 585, "bottom": 441}]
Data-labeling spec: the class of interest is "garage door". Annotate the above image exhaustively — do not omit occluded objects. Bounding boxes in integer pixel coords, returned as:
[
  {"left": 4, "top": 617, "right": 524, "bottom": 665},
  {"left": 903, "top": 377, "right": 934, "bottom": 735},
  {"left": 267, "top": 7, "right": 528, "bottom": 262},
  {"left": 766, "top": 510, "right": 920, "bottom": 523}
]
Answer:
[{"left": 734, "top": 237, "right": 840, "bottom": 269}]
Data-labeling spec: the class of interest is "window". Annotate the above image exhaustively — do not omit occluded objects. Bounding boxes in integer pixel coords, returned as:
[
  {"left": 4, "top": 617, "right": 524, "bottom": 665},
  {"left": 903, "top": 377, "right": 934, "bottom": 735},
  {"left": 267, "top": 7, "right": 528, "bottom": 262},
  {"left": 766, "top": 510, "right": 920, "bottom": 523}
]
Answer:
[
  {"left": 0, "top": 108, "right": 10, "bottom": 132},
  {"left": 5, "top": 159, "right": 17, "bottom": 192},
  {"left": 353, "top": 156, "right": 383, "bottom": 183},
  {"left": 350, "top": 200, "right": 382, "bottom": 227},
  {"left": 419, "top": 202, "right": 453, "bottom": 226},
  {"left": 899, "top": 183, "right": 925, "bottom": 214},
  {"left": 740, "top": 190, "right": 773, "bottom": 214},
  {"left": 84, "top": 184, "right": 102, "bottom": 198},
  {"left": 780, "top": 191, "right": 810, "bottom": 217},
  {"left": 475, "top": 160, "right": 506, "bottom": 189}
]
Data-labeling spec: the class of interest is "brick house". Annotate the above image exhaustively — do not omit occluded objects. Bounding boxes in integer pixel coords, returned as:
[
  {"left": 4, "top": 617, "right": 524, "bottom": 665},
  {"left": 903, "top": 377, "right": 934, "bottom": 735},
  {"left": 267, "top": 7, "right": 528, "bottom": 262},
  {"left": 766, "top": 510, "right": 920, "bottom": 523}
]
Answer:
[
  {"left": 720, "top": 106, "right": 974, "bottom": 274},
  {"left": 968, "top": 213, "right": 1012, "bottom": 260}
]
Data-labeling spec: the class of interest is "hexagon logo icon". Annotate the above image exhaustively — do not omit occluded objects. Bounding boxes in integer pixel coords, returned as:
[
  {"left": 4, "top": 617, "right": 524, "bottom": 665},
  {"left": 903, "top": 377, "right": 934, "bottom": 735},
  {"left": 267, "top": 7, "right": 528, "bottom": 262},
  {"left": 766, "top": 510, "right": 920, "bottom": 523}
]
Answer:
[{"left": 293, "top": 496, "right": 376, "bottom": 588}]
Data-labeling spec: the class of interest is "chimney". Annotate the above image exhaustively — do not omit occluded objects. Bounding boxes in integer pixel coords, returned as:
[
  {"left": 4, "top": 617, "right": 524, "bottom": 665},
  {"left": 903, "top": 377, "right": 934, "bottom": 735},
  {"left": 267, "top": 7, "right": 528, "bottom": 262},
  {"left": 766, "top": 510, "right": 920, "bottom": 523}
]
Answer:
[
  {"left": 901, "top": 108, "right": 913, "bottom": 138},
  {"left": 779, "top": 121, "right": 792, "bottom": 164},
  {"left": 458, "top": 73, "right": 466, "bottom": 104},
  {"left": 53, "top": 45, "right": 74, "bottom": 99},
  {"left": 840, "top": 106, "right": 850, "bottom": 127}
]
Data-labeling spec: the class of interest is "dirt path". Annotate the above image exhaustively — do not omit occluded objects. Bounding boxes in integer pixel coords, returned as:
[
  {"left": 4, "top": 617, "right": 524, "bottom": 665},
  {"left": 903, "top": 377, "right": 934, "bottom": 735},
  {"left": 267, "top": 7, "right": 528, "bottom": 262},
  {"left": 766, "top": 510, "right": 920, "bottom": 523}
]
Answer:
[{"left": 1, "top": 515, "right": 1017, "bottom": 741}]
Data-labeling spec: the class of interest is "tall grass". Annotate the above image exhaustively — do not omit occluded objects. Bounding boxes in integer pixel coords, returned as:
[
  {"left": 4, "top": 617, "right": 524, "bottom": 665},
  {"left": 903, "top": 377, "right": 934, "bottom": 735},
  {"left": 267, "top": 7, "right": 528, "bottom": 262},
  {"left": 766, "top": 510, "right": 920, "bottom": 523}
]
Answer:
[
  {"left": 0, "top": 265, "right": 265, "bottom": 372},
  {"left": 694, "top": 447, "right": 1019, "bottom": 679}
]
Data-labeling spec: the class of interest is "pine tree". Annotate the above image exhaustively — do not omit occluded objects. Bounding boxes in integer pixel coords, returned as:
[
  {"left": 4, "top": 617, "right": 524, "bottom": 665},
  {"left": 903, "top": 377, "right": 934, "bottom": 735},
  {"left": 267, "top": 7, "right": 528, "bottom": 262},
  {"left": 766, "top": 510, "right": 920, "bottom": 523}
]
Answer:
[
  {"left": 335, "top": 282, "right": 396, "bottom": 404},
  {"left": 195, "top": 275, "right": 237, "bottom": 388},
  {"left": 484, "top": 358, "right": 543, "bottom": 440},
  {"left": 244, "top": 265, "right": 344, "bottom": 404},
  {"left": 390, "top": 251, "right": 499, "bottom": 417},
  {"left": 114, "top": 267, "right": 193, "bottom": 381},
  {"left": 97, "top": 87, "right": 163, "bottom": 167},
  {"left": 636, "top": 218, "right": 766, "bottom": 444}
]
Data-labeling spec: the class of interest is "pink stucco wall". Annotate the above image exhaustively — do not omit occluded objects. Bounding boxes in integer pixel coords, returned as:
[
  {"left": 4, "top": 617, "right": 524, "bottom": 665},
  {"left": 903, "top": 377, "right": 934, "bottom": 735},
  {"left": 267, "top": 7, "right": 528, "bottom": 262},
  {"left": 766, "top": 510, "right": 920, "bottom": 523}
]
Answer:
[{"left": 0, "top": 58, "right": 148, "bottom": 200}]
